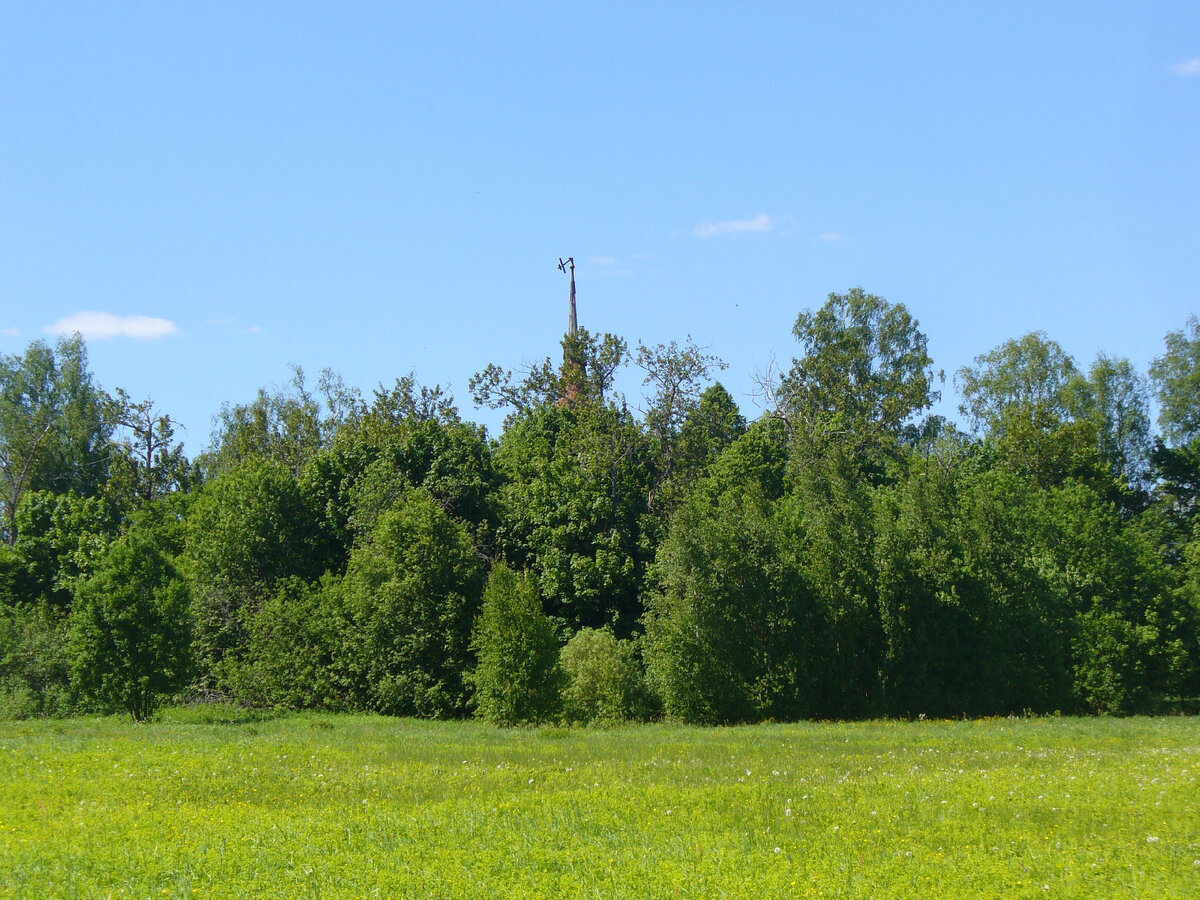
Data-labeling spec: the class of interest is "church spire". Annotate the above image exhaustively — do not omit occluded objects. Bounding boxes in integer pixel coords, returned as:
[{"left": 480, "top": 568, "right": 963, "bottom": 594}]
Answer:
[
  {"left": 558, "top": 257, "right": 577, "bottom": 335},
  {"left": 558, "top": 256, "right": 585, "bottom": 405}
]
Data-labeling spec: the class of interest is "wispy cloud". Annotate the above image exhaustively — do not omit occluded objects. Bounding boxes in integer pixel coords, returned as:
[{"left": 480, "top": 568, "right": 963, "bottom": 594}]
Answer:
[
  {"left": 693, "top": 213, "right": 774, "bottom": 238},
  {"left": 46, "top": 311, "right": 180, "bottom": 341},
  {"left": 1174, "top": 58, "right": 1200, "bottom": 75},
  {"left": 590, "top": 256, "right": 618, "bottom": 266},
  {"left": 206, "top": 316, "right": 263, "bottom": 336},
  {"left": 819, "top": 232, "right": 844, "bottom": 243},
  {"left": 1, "top": 327, "right": 20, "bottom": 337}
]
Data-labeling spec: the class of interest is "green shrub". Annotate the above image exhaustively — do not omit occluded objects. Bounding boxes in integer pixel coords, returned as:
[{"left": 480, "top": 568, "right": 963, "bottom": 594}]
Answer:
[
  {"left": 68, "top": 528, "right": 192, "bottom": 721},
  {"left": 560, "top": 627, "right": 651, "bottom": 724},
  {"left": 340, "top": 490, "right": 485, "bottom": 718},
  {"left": 0, "top": 601, "right": 75, "bottom": 718},
  {"left": 470, "top": 564, "right": 562, "bottom": 725},
  {"left": 230, "top": 575, "right": 353, "bottom": 711}
]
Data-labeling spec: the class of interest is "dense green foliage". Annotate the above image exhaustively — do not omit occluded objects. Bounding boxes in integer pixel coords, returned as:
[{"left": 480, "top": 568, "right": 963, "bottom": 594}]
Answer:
[
  {"left": 559, "top": 626, "right": 652, "bottom": 724},
  {"left": 1, "top": 290, "right": 1198, "bottom": 724},
  {"left": 469, "top": 564, "right": 562, "bottom": 725},
  {"left": 67, "top": 528, "right": 191, "bottom": 720},
  {"left": 339, "top": 490, "right": 485, "bottom": 717}
]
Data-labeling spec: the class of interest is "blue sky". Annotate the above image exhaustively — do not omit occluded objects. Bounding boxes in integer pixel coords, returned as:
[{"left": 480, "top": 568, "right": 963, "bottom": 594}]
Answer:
[{"left": 2, "top": 2, "right": 1197, "bottom": 449}]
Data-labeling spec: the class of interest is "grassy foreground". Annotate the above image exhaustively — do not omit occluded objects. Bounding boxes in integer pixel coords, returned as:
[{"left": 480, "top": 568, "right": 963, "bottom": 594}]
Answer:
[{"left": 1, "top": 711, "right": 1198, "bottom": 898}]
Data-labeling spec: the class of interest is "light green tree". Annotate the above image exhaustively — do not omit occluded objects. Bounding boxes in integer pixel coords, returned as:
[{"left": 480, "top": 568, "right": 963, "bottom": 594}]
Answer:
[
  {"left": 560, "top": 626, "right": 651, "bottom": 724},
  {"left": 777, "top": 288, "right": 940, "bottom": 462},
  {"left": 469, "top": 563, "right": 562, "bottom": 726},
  {"left": 0, "top": 336, "right": 111, "bottom": 544},
  {"left": 1149, "top": 315, "right": 1200, "bottom": 447}
]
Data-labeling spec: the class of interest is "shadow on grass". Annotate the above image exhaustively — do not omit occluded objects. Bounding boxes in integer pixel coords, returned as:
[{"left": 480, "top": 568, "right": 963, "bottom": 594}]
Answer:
[{"left": 155, "top": 703, "right": 282, "bottom": 726}]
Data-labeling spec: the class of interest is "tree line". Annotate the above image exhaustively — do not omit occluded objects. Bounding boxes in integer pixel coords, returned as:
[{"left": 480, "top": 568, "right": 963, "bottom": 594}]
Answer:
[{"left": 2, "top": 289, "right": 1198, "bottom": 723}]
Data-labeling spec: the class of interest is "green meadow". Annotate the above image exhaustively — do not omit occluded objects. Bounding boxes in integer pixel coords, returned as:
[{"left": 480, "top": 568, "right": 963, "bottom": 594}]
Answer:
[{"left": 1, "top": 711, "right": 1198, "bottom": 899}]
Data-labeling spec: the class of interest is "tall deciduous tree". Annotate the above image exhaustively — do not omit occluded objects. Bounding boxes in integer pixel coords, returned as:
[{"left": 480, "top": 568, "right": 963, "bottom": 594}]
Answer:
[
  {"left": 495, "top": 401, "right": 652, "bottom": 635},
  {"left": 203, "top": 366, "right": 363, "bottom": 478},
  {"left": 0, "top": 336, "right": 111, "bottom": 544},
  {"left": 184, "top": 458, "right": 329, "bottom": 689},
  {"left": 776, "top": 288, "right": 940, "bottom": 463},
  {"left": 1149, "top": 315, "right": 1200, "bottom": 448},
  {"left": 303, "top": 376, "right": 496, "bottom": 561},
  {"left": 1066, "top": 354, "right": 1153, "bottom": 497},
  {"left": 1149, "top": 317, "right": 1200, "bottom": 530},
  {"left": 957, "top": 333, "right": 1100, "bottom": 488},
  {"left": 636, "top": 338, "right": 727, "bottom": 490},
  {"left": 958, "top": 332, "right": 1078, "bottom": 434},
  {"left": 105, "top": 389, "right": 195, "bottom": 510}
]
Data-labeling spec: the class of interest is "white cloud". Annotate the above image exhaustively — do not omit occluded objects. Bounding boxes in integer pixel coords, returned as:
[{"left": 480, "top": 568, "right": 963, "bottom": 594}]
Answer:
[
  {"left": 244, "top": 324, "right": 263, "bottom": 335},
  {"left": 1174, "top": 58, "right": 1200, "bottom": 75},
  {"left": 819, "top": 232, "right": 844, "bottom": 243},
  {"left": 46, "top": 311, "right": 180, "bottom": 341},
  {"left": 693, "top": 213, "right": 774, "bottom": 238},
  {"left": 1, "top": 327, "right": 20, "bottom": 337}
]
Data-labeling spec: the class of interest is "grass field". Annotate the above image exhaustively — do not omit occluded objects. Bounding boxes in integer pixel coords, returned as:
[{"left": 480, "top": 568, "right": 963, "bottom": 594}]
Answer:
[{"left": 1, "top": 710, "right": 1198, "bottom": 898}]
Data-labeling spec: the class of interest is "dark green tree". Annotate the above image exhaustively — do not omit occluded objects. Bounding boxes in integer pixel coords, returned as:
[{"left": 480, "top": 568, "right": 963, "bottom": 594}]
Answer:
[
  {"left": 643, "top": 485, "right": 816, "bottom": 724},
  {"left": 233, "top": 575, "right": 354, "bottom": 711},
  {"left": 495, "top": 401, "right": 652, "bottom": 635},
  {"left": 873, "top": 443, "right": 990, "bottom": 717},
  {"left": 870, "top": 442, "right": 1106, "bottom": 716},
  {"left": 68, "top": 528, "right": 192, "bottom": 720},
  {"left": 1032, "top": 481, "right": 1197, "bottom": 712},
  {"left": 184, "top": 458, "right": 329, "bottom": 690},
  {"left": 12, "top": 490, "right": 118, "bottom": 610},
  {"left": 0, "top": 597, "right": 74, "bottom": 717},
  {"left": 340, "top": 490, "right": 485, "bottom": 717},
  {"left": 675, "top": 383, "right": 747, "bottom": 479},
  {"left": 304, "top": 376, "right": 497, "bottom": 560},
  {"left": 785, "top": 445, "right": 884, "bottom": 717},
  {"left": 697, "top": 415, "right": 790, "bottom": 504}
]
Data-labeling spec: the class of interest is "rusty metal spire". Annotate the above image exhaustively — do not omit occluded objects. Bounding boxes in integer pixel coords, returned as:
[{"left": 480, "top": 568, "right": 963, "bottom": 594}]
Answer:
[{"left": 558, "top": 257, "right": 577, "bottom": 335}]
